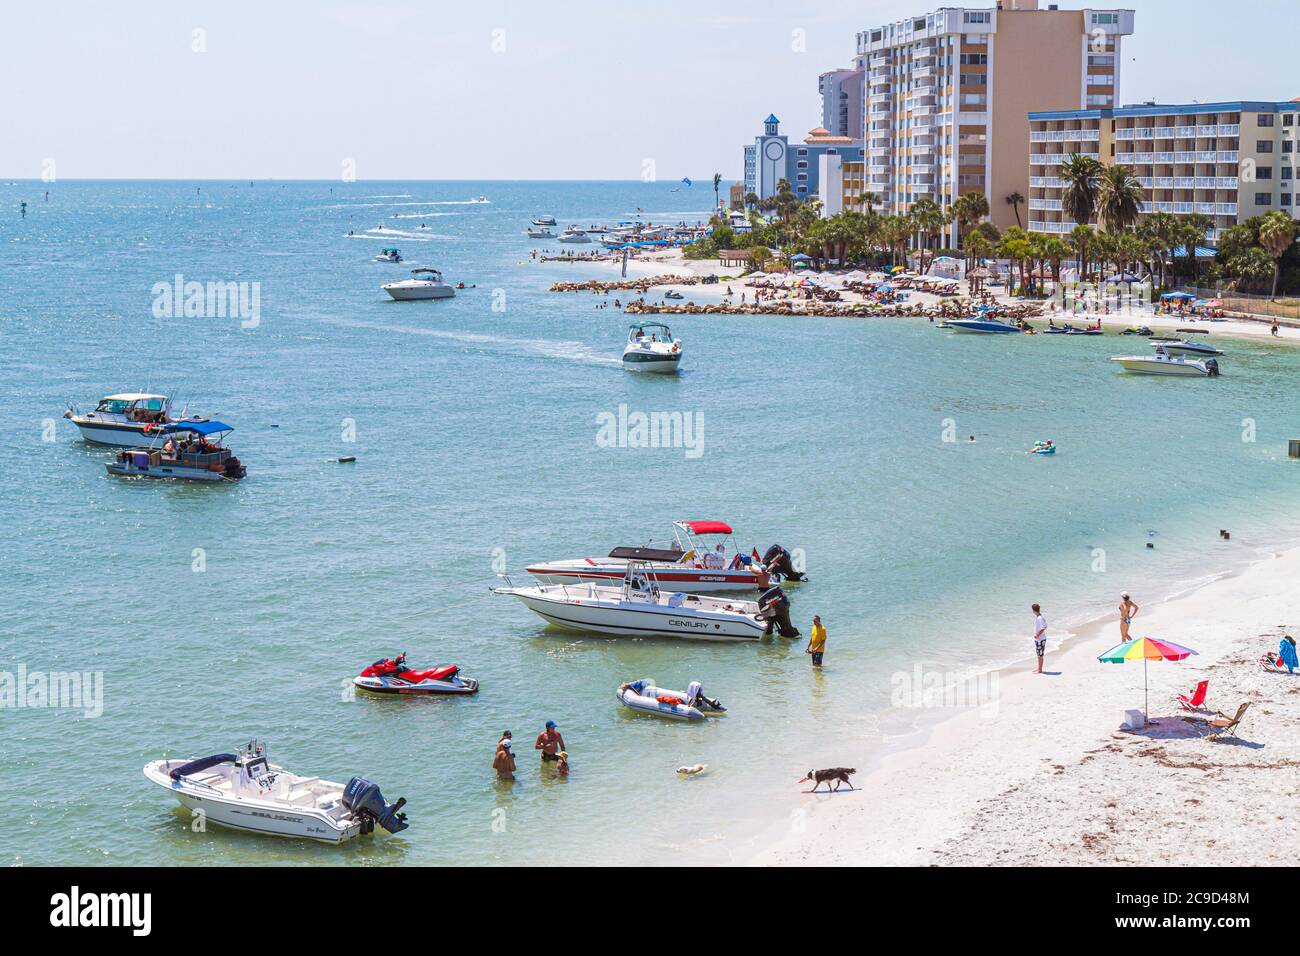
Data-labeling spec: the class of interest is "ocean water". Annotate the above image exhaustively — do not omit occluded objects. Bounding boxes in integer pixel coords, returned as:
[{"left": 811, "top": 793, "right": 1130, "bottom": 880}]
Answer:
[{"left": 3, "top": 180, "right": 1300, "bottom": 866}]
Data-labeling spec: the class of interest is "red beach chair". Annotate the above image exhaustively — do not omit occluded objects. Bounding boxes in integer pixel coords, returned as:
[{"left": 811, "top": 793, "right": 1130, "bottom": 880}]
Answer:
[{"left": 1175, "top": 680, "right": 1209, "bottom": 711}]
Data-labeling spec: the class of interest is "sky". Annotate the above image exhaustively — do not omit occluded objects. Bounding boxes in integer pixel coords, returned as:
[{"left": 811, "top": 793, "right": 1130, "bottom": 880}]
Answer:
[{"left": 2, "top": 0, "right": 1297, "bottom": 181}]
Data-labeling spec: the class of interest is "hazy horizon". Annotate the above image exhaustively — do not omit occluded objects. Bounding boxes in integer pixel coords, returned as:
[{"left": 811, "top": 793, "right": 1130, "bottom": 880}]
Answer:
[{"left": 4, "top": 0, "right": 1297, "bottom": 181}]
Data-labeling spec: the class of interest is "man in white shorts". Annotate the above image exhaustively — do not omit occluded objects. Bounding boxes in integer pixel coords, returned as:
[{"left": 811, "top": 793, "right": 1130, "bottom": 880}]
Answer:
[{"left": 1031, "top": 603, "right": 1047, "bottom": 674}]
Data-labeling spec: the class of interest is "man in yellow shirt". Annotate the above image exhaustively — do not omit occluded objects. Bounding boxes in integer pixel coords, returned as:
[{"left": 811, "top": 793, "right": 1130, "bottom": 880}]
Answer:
[{"left": 806, "top": 615, "right": 826, "bottom": 667}]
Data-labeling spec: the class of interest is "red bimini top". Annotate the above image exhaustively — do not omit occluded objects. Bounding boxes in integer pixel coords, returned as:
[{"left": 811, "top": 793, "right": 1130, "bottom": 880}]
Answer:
[{"left": 677, "top": 520, "right": 733, "bottom": 535}]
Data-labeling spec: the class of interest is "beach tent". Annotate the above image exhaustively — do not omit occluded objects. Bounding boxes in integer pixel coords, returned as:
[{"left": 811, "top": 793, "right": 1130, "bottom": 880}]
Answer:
[
  {"left": 1161, "top": 292, "right": 1196, "bottom": 300},
  {"left": 1097, "top": 637, "right": 1197, "bottom": 727}
]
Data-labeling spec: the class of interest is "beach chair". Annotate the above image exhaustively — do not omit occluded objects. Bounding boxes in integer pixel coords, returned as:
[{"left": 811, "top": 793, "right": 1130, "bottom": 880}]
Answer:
[
  {"left": 1259, "top": 653, "right": 1286, "bottom": 673},
  {"left": 1175, "top": 680, "right": 1209, "bottom": 712},
  {"left": 1203, "top": 702, "right": 1250, "bottom": 741}
]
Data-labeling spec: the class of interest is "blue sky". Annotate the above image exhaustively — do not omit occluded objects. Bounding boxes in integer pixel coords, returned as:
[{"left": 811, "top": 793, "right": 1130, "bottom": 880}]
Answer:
[{"left": 2, "top": 1, "right": 1295, "bottom": 180}]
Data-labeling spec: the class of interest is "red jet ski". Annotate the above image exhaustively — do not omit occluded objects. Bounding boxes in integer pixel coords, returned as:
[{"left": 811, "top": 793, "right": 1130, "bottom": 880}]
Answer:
[{"left": 354, "top": 653, "right": 479, "bottom": 696}]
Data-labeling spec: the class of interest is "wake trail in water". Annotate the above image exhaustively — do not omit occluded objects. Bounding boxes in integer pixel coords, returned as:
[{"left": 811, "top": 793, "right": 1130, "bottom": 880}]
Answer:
[{"left": 313, "top": 315, "right": 622, "bottom": 367}]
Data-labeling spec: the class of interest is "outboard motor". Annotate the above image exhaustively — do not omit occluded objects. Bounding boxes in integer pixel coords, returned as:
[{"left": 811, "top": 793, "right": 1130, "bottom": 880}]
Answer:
[
  {"left": 342, "top": 776, "right": 409, "bottom": 835},
  {"left": 762, "top": 544, "right": 808, "bottom": 583},
  {"left": 1205, "top": 358, "right": 1219, "bottom": 377},
  {"left": 757, "top": 586, "right": 800, "bottom": 638}
]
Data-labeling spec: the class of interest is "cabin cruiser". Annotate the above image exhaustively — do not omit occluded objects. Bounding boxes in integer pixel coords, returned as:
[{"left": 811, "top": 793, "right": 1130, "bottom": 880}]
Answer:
[
  {"left": 354, "top": 653, "right": 478, "bottom": 695},
  {"left": 946, "top": 317, "right": 1024, "bottom": 334},
  {"left": 494, "top": 561, "right": 794, "bottom": 641},
  {"left": 64, "top": 393, "right": 193, "bottom": 447},
  {"left": 1110, "top": 347, "right": 1220, "bottom": 377},
  {"left": 375, "top": 247, "right": 403, "bottom": 263},
  {"left": 622, "top": 321, "right": 682, "bottom": 373},
  {"left": 557, "top": 227, "right": 592, "bottom": 244},
  {"left": 1152, "top": 339, "right": 1222, "bottom": 357},
  {"left": 531, "top": 216, "right": 557, "bottom": 227},
  {"left": 525, "top": 520, "right": 806, "bottom": 593},
  {"left": 526, "top": 226, "right": 555, "bottom": 239},
  {"left": 106, "top": 421, "right": 246, "bottom": 480},
  {"left": 143, "top": 741, "right": 408, "bottom": 843},
  {"left": 382, "top": 267, "right": 456, "bottom": 301}
]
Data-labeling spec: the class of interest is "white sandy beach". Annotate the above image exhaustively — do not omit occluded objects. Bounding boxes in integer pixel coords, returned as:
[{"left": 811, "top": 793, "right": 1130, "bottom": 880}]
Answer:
[{"left": 753, "top": 544, "right": 1300, "bottom": 867}]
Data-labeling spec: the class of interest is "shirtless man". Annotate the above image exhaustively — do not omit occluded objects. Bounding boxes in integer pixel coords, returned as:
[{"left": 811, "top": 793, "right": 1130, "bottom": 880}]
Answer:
[
  {"left": 535, "top": 720, "right": 565, "bottom": 763},
  {"left": 492, "top": 738, "right": 516, "bottom": 780}
]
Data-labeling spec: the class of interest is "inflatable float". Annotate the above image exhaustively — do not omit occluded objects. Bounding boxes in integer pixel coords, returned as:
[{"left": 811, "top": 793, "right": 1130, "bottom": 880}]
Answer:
[
  {"left": 1028, "top": 440, "right": 1056, "bottom": 456},
  {"left": 616, "top": 679, "right": 726, "bottom": 721}
]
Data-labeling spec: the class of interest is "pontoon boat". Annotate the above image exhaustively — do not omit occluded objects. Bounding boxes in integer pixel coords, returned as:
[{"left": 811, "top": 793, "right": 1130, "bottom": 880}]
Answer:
[{"left": 106, "top": 420, "right": 246, "bottom": 480}]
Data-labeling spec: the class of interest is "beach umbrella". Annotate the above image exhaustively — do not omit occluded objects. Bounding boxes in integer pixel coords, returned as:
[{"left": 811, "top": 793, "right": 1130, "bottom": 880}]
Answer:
[
  {"left": 1161, "top": 292, "right": 1195, "bottom": 300},
  {"left": 1097, "top": 637, "right": 1197, "bottom": 726}
]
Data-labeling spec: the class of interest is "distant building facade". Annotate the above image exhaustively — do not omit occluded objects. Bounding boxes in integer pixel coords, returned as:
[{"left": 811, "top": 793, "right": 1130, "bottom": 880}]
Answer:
[
  {"left": 820, "top": 67, "right": 865, "bottom": 139},
  {"left": 742, "top": 114, "right": 864, "bottom": 202}
]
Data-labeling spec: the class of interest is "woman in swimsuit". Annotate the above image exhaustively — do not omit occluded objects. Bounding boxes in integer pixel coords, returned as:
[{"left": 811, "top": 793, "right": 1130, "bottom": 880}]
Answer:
[{"left": 1119, "top": 592, "right": 1139, "bottom": 641}]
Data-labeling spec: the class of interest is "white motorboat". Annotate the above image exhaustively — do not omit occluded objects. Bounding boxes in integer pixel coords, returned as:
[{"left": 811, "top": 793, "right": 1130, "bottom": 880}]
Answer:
[
  {"left": 557, "top": 226, "right": 592, "bottom": 244},
  {"left": 946, "top": 317, "right": 1024, "bottom": 334},
  {"left": 374, "top": 247, "right": 403, "bottom": 263},
  {"left": 1111, "top": 347, "right": 1220, "bottom": 376},
  {"left": 142, "top": 741, "right": 409, "bottom": 843},
  {"left": 616, "top": 679, "right": 726, "bottom": 720},
  {"left": 495, "top": 561, "right": 778, "bottom": 641},
  {"left": 64, "top": 393, "right": 203, "bottom": 447},
  {"left": 1151, "top": 339, "right": 1223, "bottom": 357},
  {"left": 382, "top": 268, "right": 456, "bottom": 301},
  {"left": 525, "top": 520, "right": 807, "bottom": 592},
  {"left": 526, "top": 227, "right": 554, "bottom": 239},
  {"left": 622, "top": 321, "right": 682, "bottom": 373},
  {"left": 531, "top": 216, "right": 557, "bottom": 227}
]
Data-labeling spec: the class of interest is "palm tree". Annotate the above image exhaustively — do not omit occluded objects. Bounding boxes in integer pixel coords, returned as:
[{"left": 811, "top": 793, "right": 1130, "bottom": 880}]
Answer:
[
  {"left": 744, "top": 191, "right": 759, "bottom": 211},
  {"left": 1060, "top": 154, "right": 1102, "bottom": 223},
  {"left": 1069, "top": 224, "right": 1095, "bottom": 282},
  {"left": 909, "top": 197, "right": 948, "bottom": 273},
  {"left": 713, "top": 173, "right": 723, "bottom": 213},
  {"left": 1004, "top": 192, "right": 1025, "bottom": 230},
  {"left": 1179, "top": 213, "right": 1213, "bottom": 283},
  {"left": 1095, "top": 165, "right": 1144, "bottom": 232},
  {"left": 1258, "top": 210, "right": 1299, "bottom": 298},
  {"left": 951, "top": 191, "right": 989, "bottom": 266}
]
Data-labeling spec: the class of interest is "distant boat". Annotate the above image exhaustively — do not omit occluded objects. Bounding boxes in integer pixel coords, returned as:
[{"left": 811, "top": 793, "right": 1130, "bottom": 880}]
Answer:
[
  {"left": 1110, "top": 349, "right": 1220, "bottom": 377},
  {"left": 531, "top": 216, "right": 557, "bottom": 227},
  {"left": 946, "top": 318, "right": 1023, "bottom": 334},
  {"left": 557, "top": 227, "right": 592, "bottom": 244},
  {"left": 1154, "top": 339, "right": 1222, "bottom": 357},
  {"left": 382, "top": 268, "right": 456, "bottom": 301},
  {"left": 526, "top": 227, "right": 554, "bottom": 239}
]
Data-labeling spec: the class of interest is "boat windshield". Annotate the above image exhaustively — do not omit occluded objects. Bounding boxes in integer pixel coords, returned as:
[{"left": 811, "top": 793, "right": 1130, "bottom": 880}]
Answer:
[{"left": 96, "top": 399, "right": 134, "bottom": 413}]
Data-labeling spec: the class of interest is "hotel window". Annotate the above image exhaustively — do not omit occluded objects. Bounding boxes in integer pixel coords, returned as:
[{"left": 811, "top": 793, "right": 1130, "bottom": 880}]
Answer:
[
  {"left": 797, "top": 148, "right": 808, "bottom": 156},
  {"left": 797, "top": 173, "right": 807, "bottom": 181},
  {"left": 1284, "top": 167, "right": 1294, "bottom": 179},
  {"left": 1258, "top": 141, "right": 1274, "bottom": 153},
  {"left": 1256, "top": 192, "right": 1273, "bottom": 205},
  {"left": 1287, "top": 141, "right": 1295, "bottom": 154},
  {"left": 959, "top": 54, "right": 987, "bottom": 65},
  {"left": 1091, "top": 13, "right": 1118, "bottom": 25},
  {"left": 797, "top": 161, "right": 808, "bottom": 169},
  {"left": 1285, "top": 115, "right": 1296, "bottom": 127},
  {"left": 963, "top": 11, "right": 990, "bottom": 23},
  {"left": 1258, "top": 166, "right": 1273, "bottom": 179},
  {"left": 1283, "top": 194, "right": 1293, "bottom": 206},
  {"left": 1258, "top": 115, "right": 1275, "bottom": 127},
  {"left": 960, "top": 74, "right": 987, "bottom": 86}
]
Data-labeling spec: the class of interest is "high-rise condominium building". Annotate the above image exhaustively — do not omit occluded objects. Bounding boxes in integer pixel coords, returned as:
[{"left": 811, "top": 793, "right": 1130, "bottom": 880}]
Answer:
[
  {"left": 833, "top": 2, "right": 1133, "bottom": 239},
  {"left": 820, "top": 68, "right": 865, "bottom": 140},
  {"left": 1029, "top": 101, "right": 1300, "bottom": 246}
]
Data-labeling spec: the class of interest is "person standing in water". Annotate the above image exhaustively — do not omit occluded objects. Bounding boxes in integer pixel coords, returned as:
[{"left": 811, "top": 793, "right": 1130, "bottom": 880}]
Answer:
[
  {"left": 492, "top": 737, "right": 516, "bottom": 780},
  {"left": 806, "top": 615, "right": 826, "bottom": 667},
  {"left": 1032, "top": 604, "right": 1047, "bottom": 674},
  {"left": 535, "top": 720, "right": 565, "bottom": 763},
  {"left": 20, "top": 201, "right": 27, "bottom": 219},
  {"left": 1118, "top": 592, "right": 1139, "bottom": 641}
]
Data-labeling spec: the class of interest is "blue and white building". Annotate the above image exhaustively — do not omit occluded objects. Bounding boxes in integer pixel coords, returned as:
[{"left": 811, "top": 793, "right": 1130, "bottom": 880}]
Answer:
[{"left": 742, "top": 114, "right": 864, "bottom": 202}]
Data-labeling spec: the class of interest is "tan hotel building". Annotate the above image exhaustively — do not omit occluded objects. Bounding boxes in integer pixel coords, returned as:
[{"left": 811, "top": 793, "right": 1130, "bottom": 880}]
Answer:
[
  {"left": 820, "top": 2, "right": 1134, "bottom": 240},
  {"left": 1028, "top": 101, "right": 1300, "bottom": 245}
]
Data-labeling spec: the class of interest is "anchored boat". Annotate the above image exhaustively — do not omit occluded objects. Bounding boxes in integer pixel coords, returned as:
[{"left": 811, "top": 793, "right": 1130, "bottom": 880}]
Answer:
[
  {"left": 494, "top": 560, "right": 791, "bottom": 641},
  {"left": 106, "top": 420, "right": 246, "bottom": 481},
  {"left": 525, "top": 520, "right": 805, "bottom": 593},
  {"left": 616, "top": 679, "right": 726, "bottom": 720},
  {"left": 382, "top": 267, "right": 456, "bottom": 301},
  {"left": 142, "top": 741, "right": 408, "bottom": 843},
  {"left": 64, "top": 393, "right": 198, "bottom": 447},
  {"left": 1111, "top": 348, "right": 1220, "bottom": 377}
]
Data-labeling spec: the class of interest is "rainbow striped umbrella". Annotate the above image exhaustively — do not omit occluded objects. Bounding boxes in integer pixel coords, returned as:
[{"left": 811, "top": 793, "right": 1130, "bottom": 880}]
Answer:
[{"left": 1098, "top": 637, "right": 1197, "bottom": 725}]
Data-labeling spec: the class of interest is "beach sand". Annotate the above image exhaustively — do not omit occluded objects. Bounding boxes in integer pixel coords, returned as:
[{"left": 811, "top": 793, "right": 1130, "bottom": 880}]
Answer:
[{"left": 753, "top": 545, "right": 1300, "bottom": 867}]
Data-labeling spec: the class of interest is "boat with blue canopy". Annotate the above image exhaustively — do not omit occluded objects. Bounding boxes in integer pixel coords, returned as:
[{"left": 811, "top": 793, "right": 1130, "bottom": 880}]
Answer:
[{"left": 106, "top": 420, "right": 247, "bottom": 481}]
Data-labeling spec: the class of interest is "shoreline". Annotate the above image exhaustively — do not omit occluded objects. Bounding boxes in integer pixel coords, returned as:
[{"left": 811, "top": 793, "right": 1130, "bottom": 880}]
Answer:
[
  {"left": 535, "top": 249, "right": 1300, "bottom": 345},
  {"left": 747, "top": 541, "right": 1300, "bottom": 866}
]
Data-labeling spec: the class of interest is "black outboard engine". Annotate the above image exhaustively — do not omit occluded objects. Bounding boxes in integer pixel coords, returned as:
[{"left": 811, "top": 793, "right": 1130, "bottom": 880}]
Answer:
[
  {"left": 342, "top": 776, "right": 409, "bottom": 835},
  {"left": 1205, "top": 358, "right": 1219, "bottom": 377},
  {"left": 762, "top": 544, "right": 808, "bottom": 583},
  {"left": 757, "top": 586, "right": 800, "bottom": 638}
]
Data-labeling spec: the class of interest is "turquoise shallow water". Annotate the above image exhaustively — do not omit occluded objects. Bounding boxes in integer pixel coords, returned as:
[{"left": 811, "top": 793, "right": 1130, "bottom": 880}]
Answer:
[{"left": 3, "top": 180, "right": 1300, "bottom": 865}]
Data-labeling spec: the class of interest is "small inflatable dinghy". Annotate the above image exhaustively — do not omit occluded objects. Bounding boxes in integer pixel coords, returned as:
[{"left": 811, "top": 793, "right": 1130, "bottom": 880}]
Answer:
[{"left": 616, "top": 679, "right": 726, "bottom": 721}]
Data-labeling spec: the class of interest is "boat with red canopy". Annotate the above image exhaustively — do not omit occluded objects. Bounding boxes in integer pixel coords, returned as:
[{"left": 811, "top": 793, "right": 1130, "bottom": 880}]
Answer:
[{"left": 524, "top": 520, "right": 805, "bottom": 593}]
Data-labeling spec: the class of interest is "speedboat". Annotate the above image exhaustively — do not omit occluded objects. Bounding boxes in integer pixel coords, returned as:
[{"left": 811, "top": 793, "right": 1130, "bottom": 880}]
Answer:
[
  {"left": 557, "top": 227, "right": 592, "bottom": 244},
  {"left": 525, "top": 520, "right": 806, "bottom": 592},
  {"left": 375, "top": 247, "right": 403, "bottom": 263},
  {"left": 663, "top": 291, "right": 684, "bottom": 300},
  {"left": 142, "top": 741, "right": 409, "bottom": 843},
  {"left": 946, "top": 317, "right": 1024, "bottom": 334},
  {"left": 1110, "top": 348, "right": 1220, "bottom": 377},
  {"left": 622, "top": 321, "right": 682, "bottom": 373},
  {"left": 106, "top": 421, "right": 246, "bottom": 481},
  {"left": 382, "top": 268, "right": 456, "bottom": 301},
  {"left": 526, "top": 227, "right": 554, "bottom": 239},
  {"left": 616, "top": 679, "right": 726, "bottom": 720},
  {"left": 531, "top": 216, "right": 557, "bottom": 227},
  {"left": 64, "top": 393, "right": 193, "bottom": 447},
  {"left": 354, "top": 653, "right": 478, "bottom": 695},
  {"left": 494, "top": 561, "right": 796, "bottom": 640},
  {"left": 1154, "top": 339, "right": 1222, "bottom": 357}
]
